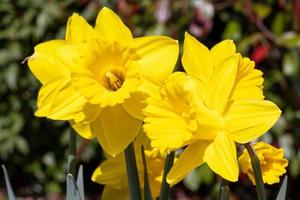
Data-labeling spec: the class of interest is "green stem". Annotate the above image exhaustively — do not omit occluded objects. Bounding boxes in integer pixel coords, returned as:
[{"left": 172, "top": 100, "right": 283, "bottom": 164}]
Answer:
[
  {"left": 244, "top": 143, "right": 267, "bottom": 200},
  {"left": 124, "top": 142, "right": 142, "bottom": 200},
  {"left": 141, "top": 145, "right": 153, "bottom": 200},
  {"left": 219, "top": 179, "right": 230, "bottom": 200},
  {"left": 159, "top": 151, "right": 175, "bottom": 200},
  {"left": 68, "top": 129, "right": 76, "bottom": 177}
]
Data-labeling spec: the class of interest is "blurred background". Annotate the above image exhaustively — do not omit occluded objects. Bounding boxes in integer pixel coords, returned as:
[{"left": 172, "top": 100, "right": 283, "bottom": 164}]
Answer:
[{"left": 0, "top": 0, "right": 300, "bottom": 199}]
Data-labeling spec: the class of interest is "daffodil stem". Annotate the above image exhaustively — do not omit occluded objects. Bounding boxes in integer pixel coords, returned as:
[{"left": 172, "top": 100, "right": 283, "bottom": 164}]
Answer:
[
  {"left": 141, "top": 145, "right": 153, "bottom": 200},
  {"left": 124, "top": 142, "right": 142, "bottom": 200},
  {"left": 68, "top": 129, "right": 76, "bottom": 177},
  {"left": 219, "top": 179, "right": 230, "bottom": 200},
  {"left": 244, "top": 143, "right": 267, "bottom": 200},
  {"left": 159, "top": 151, "right": 175, "bottom": 200}
]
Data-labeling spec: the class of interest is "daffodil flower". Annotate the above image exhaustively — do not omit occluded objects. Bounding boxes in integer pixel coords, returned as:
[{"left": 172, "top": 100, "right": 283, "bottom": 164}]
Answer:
[
  {"left": 239, "top": 142, "right": 288, "bottom": 185},
  {"left": 28, "top": 7, "right": 179, "bottom": 156},
  {"left": 28, "top": 13, "right": 95, "bottom": 139},
  {"left": 143, "top": 33, "right": 281, "bottom": 183}
]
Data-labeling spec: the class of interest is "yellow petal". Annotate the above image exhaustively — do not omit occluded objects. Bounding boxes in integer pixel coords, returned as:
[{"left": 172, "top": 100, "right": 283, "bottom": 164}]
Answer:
[
  {"left": 65, "top": 13, "right": 93, "bottom": 44},
  {"left": 203, "top": 132, "right": 239, "bottom": 182},
  {"left": 70, "top": 121, "right": 94, "bottom": 139},
  {"left": 91, "top": 104, "right": 142, "bottom": 156},
  {"left": 47, "top": 83, "right": 87, "bottom": 121},
  {"left": 95, "top": 7, "right": 133, "bottom": 45},
  {"left": 100, "top": 186, "right": 130, "bottom": 200},
  {"left": 80, "top": 103, "right": 102, "bottom": 123},
  {"left": 204, "top": 55, "right": 238, "bottom": 114},
  {"left": 167, "top": 140, "right": 210, "bottom": 185},
  {"left": 225, "top": 100, "right": 281, "bottom": 143},
  {"left": 182, "top": 32, "right": 213, "bottom": 81},
  {"left": 122, "top": 91, "right": 148, "bottom": 120},
  {"left": 91, "top": 155, "right": 127, "bottom": 188},
  {"left": 134, "top": 36, "right": 179, "bottom": 82},
  {"left": 55, "top": 43, "right": 83, "bottom": 68},
  {"left": 35, "top": 79, "right": 68, "bottom": 117},
  {"left": 143, "top": 102, "right": 193, "bottom": 153},
  {"left": 28, "top": 40, "right": 67, "bottom": 84},
  {"left": 210, "top": 40, "right": 236, "bottom": 67},
  {"left": 71, "top": 66, "right": 108, "bottom": 104}
]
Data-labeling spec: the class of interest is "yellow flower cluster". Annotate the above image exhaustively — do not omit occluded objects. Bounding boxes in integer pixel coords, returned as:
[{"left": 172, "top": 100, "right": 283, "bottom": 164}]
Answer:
[
  {"left": 27, "top": 6, "right": 287, "bottom": 199},
  {"left": 143, "top": 32, "right": 281, "bottom": 183}
]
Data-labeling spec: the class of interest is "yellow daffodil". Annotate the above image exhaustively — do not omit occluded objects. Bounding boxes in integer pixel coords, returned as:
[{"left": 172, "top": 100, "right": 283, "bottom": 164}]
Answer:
[
  {"left": 92, "top": 141, "right": 166, "bottom": 199},
  {"left": 28, "top": 7, "right": 179, "bottom": 156},
  {"left": 143, "top": 32, "right": 281, "bottom": 183},
  {"left": 239, "top": 142, "right": 288, "bottom": 185},
  {"left": 28, "top": 13, "right": 95, "bottom": 139}
]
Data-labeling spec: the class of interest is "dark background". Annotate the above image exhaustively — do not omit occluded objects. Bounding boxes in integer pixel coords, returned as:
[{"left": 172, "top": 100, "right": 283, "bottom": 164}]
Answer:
[{"left": 0, "top": 0, "right": 300, "bottom": 199}]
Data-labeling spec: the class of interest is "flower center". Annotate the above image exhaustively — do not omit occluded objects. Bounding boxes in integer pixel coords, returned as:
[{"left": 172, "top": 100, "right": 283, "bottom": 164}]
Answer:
[{"left": 104, "top": 70, "right": 124, "bottom": 91}]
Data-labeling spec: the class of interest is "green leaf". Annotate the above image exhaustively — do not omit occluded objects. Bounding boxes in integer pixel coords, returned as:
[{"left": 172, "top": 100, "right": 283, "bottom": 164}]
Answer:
[
  {"left": 124, "top": 142, "right": 142, "bottom": 200},
  {"left": 68, "top": 129, "right": 76, "bottom": 176},
  {"left": 271, "top": 12, "right": 285, "bottom": 36},
  {"left": 222, "top": 20, "right": 241, "bottom": 41},
  {"left": 252, "top": 3, "right": 271, "bottom": 19},
  {"left": 141, "top": 146, "right": 153, "bottom": 200},
  {"left": 76, "top": 165, "right": 85, "bottom": 200},
  {"left": 244, "top": 143, "right": 267, "bottom": 200},
  {"left": 1, "top": 165, "right": 16, "bottom": 200},
  {"left": 159, "top": 151, "right": 175, "bottom": 200},
  {"left": 276, "top": 176, "right": 288, "bottom": 200},
  {"left": 66, "top": 173, "right": 81, "bottom": 200},
  {"left": 279, "top": 33, "right": 300, "bottom": 48},
  {"left": 219, "top": 182, "right": 230, "bottom": 200}
]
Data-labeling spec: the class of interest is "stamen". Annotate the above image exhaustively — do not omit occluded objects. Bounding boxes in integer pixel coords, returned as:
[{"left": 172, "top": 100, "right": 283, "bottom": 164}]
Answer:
[{"left": 105, "top": 71, "right": 123, "bottom": 91}]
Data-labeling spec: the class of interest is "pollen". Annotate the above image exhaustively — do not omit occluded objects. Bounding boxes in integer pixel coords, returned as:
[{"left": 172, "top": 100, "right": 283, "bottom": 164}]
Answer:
[{"left": 105, "top": 71, "right": 123, "bottom": 91}]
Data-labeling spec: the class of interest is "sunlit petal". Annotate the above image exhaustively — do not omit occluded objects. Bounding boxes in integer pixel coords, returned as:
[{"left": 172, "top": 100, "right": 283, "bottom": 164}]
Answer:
[
  {"left": 204, "top": 132, "right": 239, "bottom": 181},
  {"left": 167, "top": 140, "right": 210, "bottom": 185},
  {"left": 28, "top": 40, "right": 67, "bottom": 84},
  {"left": 182, "top": 32, "right": 213, "bottom": 81},
  {"left": 134, "top": 36, "right": 178, "bottom": 82},
  {"left": 91, "top": 104, "right": 142, "bottom": 156},
  {"left": 65, "top": 13, "right": 93, "bottom": 44},
  {"left": 95, "top": 7, "right": 133, "bottom": 45},
  {"left": 226, "top": 100, "right": 281, "bottom": 143},
  {"left": 203, "top": 55, "right": 238, "bottom": 114}
]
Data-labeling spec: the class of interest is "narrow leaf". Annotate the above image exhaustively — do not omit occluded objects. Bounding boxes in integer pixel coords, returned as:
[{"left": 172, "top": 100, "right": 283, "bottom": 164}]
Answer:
[
  {"left": 68, "top": 129, "right": 77, "bottom": 176},
  {"left": 141, "top": 146, "right": 153, "bottom": 200},
  {"left": 276, "top": 176, "right": 288, "bottom": 200},
  {"left": 1, "top": 165, "right": 16, "bottom": 200},
  {"left": 124, "top": 142, "right": 142, "bottom": 200},
  {"left": 76, "top": 165, "right": 85, "bottom": 200},
  {"left": 219, "top": 179, "right": 230, "bottom": 200},
  {"left": 66, "top": 173, "right": 81, "bottom": 200},
  {"left": 159, "top": 151, "right": 175, "bottom": 200},
  {"left": 244, "top": 143, "right": 267, "bottom": 200}
]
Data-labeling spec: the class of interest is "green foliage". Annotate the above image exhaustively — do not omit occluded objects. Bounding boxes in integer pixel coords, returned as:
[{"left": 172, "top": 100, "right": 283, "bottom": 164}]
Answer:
[{"left": 276, "top": 176, "right": 287, "bottom": 200}]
